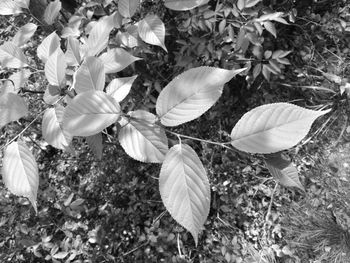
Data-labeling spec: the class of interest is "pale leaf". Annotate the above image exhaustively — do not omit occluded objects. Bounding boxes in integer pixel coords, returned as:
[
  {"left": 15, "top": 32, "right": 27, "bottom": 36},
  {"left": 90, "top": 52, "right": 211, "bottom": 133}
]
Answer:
[
  {"left": 72, "top": 56, "right": 105, "bottom": 94},
  {"left": 0, "top": 80, "right": 16, "bottom": 95},
  {"left": 106, "top": 75, "right": 138, "bottom": 102},
  {"left": 118, "top": 110, "right": 168, "bottom": 163},
  {"left": 44, "top": 48, "right": 67, "bottom": 86},
  {"left": 62, "top": 91, "right": 121, "bottom": 137},
  {"left": 263, "top": 21, "right": 277, "bottom": 38},
  {"left": 37, "top": 32, "right": 60, "bottom": 63},
  {"left": 12, "top": 23, "right": 37, "bottom": 47},
  {"left": 0, "top": 93, "right": 28, "bottom": 128},
  {"left": 43, "top": 85, "right": 60, "bottom": 105},
  {"left": 43, "top": 0, "right": 61, "bottom": 25},
  {"left": 61, "top": 15, "right": 84, "bottom": 38},
  {"left": 42, "top": 106, "right": 72, "bottom": 150},
  {"left": 159, "top": 143, "right": 210, "bottom": 246},
  {"left": 156, "top": 67, "right": 244, "bottom": 127},
  {"left": 231, "top": 103, "right": 331, "bottom": 154},
  {"left": 164, "top": 0, "right": 209, "bottom": 11},
  {"left": 237, "top": 0, "right": 245, "bottom": 10},
  {"left": 0, "top": 42, "right": 28, "bottom": 68},
  {"left": 138, "top": 14, "right": 167, "bottom": 52},
  {"left": 85, "top": 15, "right": 114, "bottom": 57},
  {"left": 246, "top": 0, "right": 261, "bottom": 8},
  {"left": 2, "top": 141, "right": 39, "bottom": 213},
  {"left": 118, "top": 0, "right": 139, "bottom": 18},
  {"left": 65, "top": 37, "right": 81, "bottom": 66},
  {"left": 99, "top": 48, "right": 141, "bottom": 74},
  {"left": 0, "top": 0, "right": 26, "bottom": 15},
  {"left": 257, "top": 12, "right": 284, "bottom": 22}
]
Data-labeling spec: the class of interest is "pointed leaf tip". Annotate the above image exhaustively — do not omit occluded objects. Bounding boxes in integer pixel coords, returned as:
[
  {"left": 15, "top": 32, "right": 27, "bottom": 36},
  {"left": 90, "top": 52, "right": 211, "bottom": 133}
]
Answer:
[
  {"left": 159, "top": 144, "right": 210, "bottom": 245},
  {"left": 138, "top": 14, "right": 167, "bottom": 52},
  {"left": 156, "top": 67, "right": 240, "bottom": 127},
  {"left": 231, "top": 103, "right": 331, "bottom": 154},
  {"left": 2, "top": 141, "right": 39, "bottom": 213}
]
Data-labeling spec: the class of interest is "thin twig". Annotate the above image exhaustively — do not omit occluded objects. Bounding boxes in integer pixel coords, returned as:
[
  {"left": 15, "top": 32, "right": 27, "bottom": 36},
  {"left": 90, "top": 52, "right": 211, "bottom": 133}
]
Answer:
[
  {"left": 122, "top": 241, "right": 149, "bottom": 257},
  {"left": 165, "top": 129, "right": 234, "bottom": 151},
  {"left": 0, "top": 109, "right": 46, "bottom": 151}
]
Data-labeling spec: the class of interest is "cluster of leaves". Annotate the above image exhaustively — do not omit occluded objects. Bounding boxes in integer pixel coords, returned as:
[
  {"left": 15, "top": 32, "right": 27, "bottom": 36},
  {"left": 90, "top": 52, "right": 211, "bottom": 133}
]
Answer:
[
  {"left": 172, "top": 0, "right": 293, "bottom": 84},
  {"left": 0, "top": 0, "right": 335, "bottom": 259}
]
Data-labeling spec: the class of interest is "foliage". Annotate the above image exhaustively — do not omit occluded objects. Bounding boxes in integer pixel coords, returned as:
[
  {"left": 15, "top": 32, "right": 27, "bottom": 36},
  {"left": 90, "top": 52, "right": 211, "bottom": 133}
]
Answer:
[
  {"left": 283, "top": 202, "right": 350, "bottom": 263},
  {"left": 0, "top": 0, "right": 348, "bottom": 261}
]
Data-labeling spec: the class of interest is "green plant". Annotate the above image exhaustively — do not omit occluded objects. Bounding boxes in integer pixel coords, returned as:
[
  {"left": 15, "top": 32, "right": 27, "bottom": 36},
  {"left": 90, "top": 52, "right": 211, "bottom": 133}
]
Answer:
[
  {"left": 0, "top": 0, "right": 331, "bottom": 254},
  {"left": 283, "top": 202, "right": 350, "bottom": 263}
]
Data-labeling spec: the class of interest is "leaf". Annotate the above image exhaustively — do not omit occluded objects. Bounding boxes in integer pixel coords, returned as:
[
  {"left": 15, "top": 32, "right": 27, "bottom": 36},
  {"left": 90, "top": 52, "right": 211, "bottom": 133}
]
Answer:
[
  {"left": 266, "top": 162, "right": 304, "bottom": 191},
  {"left": 42, "top": 106, "right": 72, "bottom": 150},
  {"left": 246, "top": 0, "right": 261, "bottom": 8},
  {"left": 263, "top": 21, "right": 277, "bottom": 38},
  {"left": 0, "top": 0, "right": 26, "bottom": 15},
  {"left": 61, "top": 15, "right": 84, "bottom": 38},
  {"left": 252, "top": 63, "right": 261, "bottom": 79},
  {"left": 99, "top": 48, "right": 141, "bottom": 74},
  {"left": 0, "top": 42, "right": 28, "bottom": 68},
  {"left": 257, "top": 12, "right": 284, "bottom": 22},
  {"left": 0, "top": 93, "right": 28, "bottom": 128},
  {"left": 72, "top": 56, "right": 105, "bottom": 94},
  {"left": 52, "top": 251, "right": 68, "bottom": 259},
  {"left": 0, "top": 80, "right": 16, "bottom": 95},
  {"left": 62, "top": 91, "right": 121, "bottom": 137},
  {"left": 230, "top": 103, "right": 331, "bottom": 154},
  {"left": 156, "top": 67, "right": 244, "bottom": 127},
  {"left": 37, "top": 32, "right": 60, "bottom": 63},
  {"left": 14, "top": 0, "right": 29, "bottom": 9},
  {"left": 2, "top": 141, "right": 39, "bottom": 213},
  {"left": 262, "top": 64, "right": 271, "bottom": 81},
  {"left": 118, "top": 0, "right": 139, "bottom": 18},
  {"left": 43, "top": 0, "right": 61, "bottom": 25},
  {"left": 85, "top": 15, "right": 114, "bottom": 57},
  {"left": 138, "top": 14, "right": 167, "bottom": 52},
  {"left": 118, "top": 110, "right": 168, "bottom": 163},
  {"left": 65, "top": 37, "right": 81, "bottom": 66},
  {"left": 268, "top": 60, "right": 281, "bottom": 74},
  {"left": 159, "top": 143, "right": 210, "bottom": 245},
  {"left": 276, "top": 57, "right": 290, "bottom": 65},
  {"left": 237, "top": 0, "right": 245, "bottom": 10},
  {"left": 116, "top": 29, "right": 140, "bottom": 48},
  {"left": 273, "top": 17, "right": 289, "bottom": 25},
  {"left": 9, "top": 69, "right": 31, "bottom": 92},
  {"left": 43, "top": 85, "right": 60, "bottom": 105},
  {"left": 164, "top": 0, "right": 209, "bottom": 11},
  {"left": 86, "top": 133, "right": 103, "bottom": 160},
  {"left": 12, "top": 23, "right": 37, "bottom": 47},
  {"left": 272, "top": 50, "right": 292, "bottom": 59},
  {"left": 45, "top": 48, "right": 67, "bottom": 86},
  {"left": 106, "top": 75, "right": 138, "bottom": 102}
]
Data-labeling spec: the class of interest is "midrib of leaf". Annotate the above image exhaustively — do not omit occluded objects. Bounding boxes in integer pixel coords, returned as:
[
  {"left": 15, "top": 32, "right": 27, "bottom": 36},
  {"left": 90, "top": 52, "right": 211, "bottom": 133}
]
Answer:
[
  {"left": 232, "top": 115, "right": 319, "bottom": 142},
  {"left": 131, "top": 120, "right": 163, "bottom": 150},
  {"left": 87, "top": 66, "right": 98, "bottom": 90},
  {"left": 159, "top": 84, "right": 218, "bottom": 119},
  {"left": 16, "top": 145, "right": 32, "bottom": 195}
]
